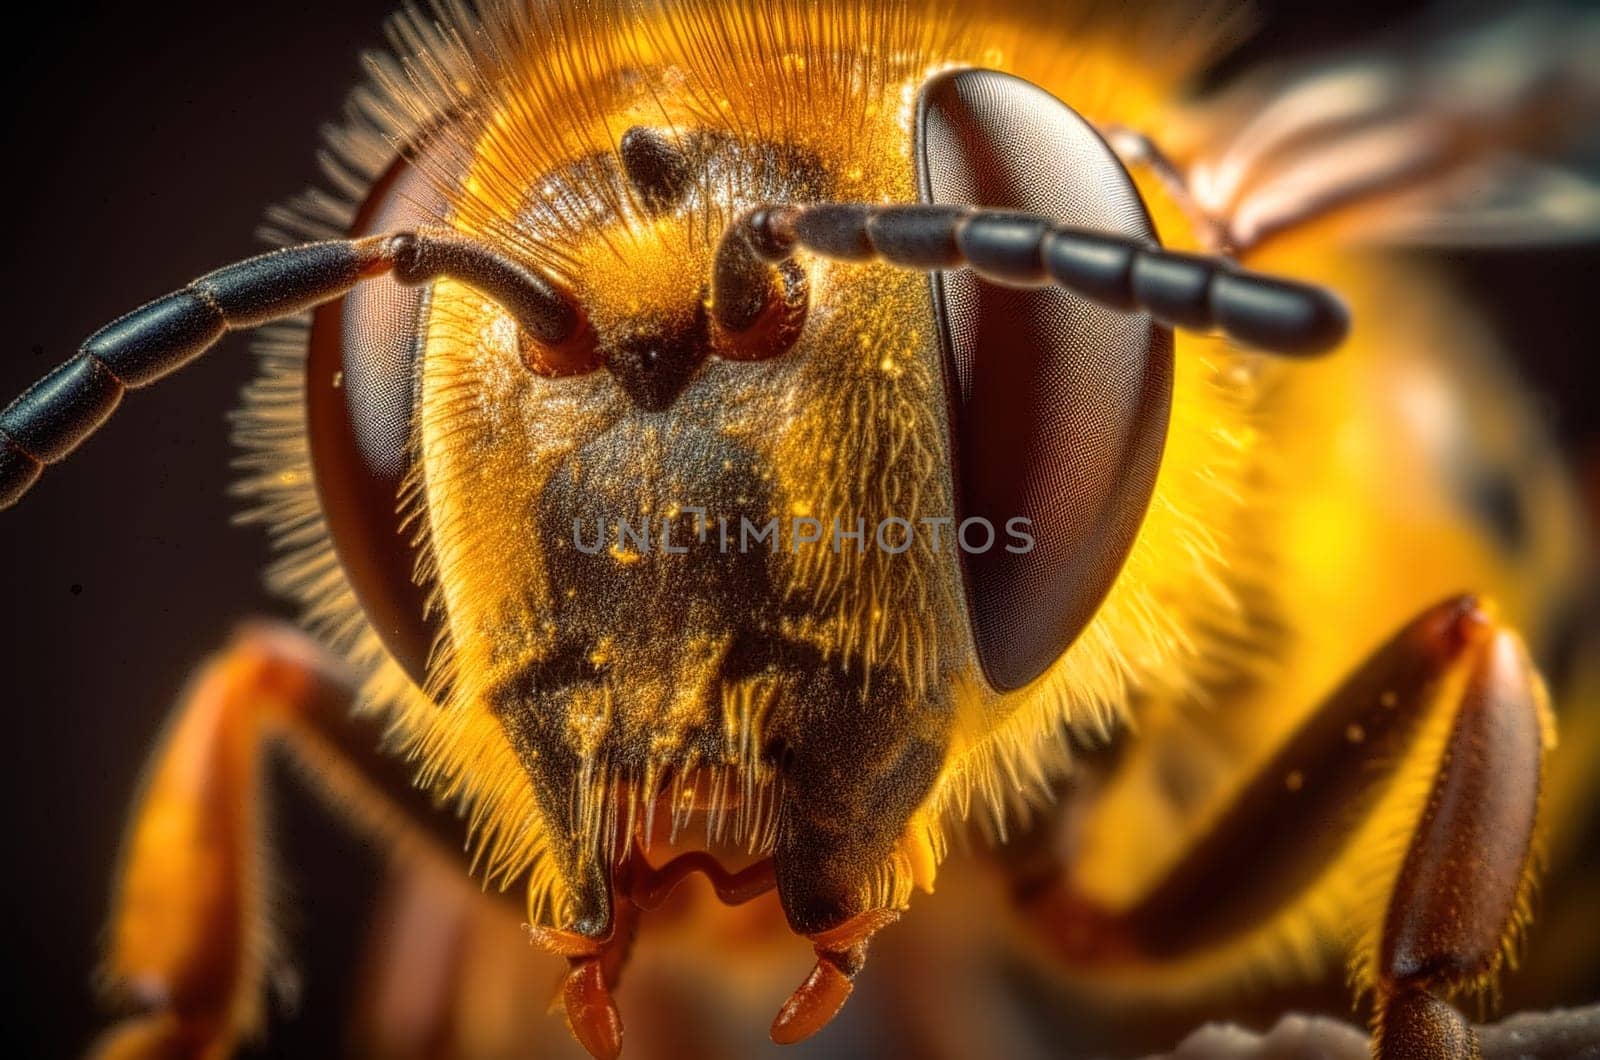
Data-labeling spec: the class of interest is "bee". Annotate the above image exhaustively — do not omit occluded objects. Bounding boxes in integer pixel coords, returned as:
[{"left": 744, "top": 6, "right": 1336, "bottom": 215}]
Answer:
[{"left": 4, "top": 2, "right": 1598, "bottom": 1058}]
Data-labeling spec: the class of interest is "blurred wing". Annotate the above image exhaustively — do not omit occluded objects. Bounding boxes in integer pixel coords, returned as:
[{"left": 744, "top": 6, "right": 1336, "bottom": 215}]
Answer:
[
  {"left": 1369, "top": 156, "right": 1600, "bottom": 247},
  {"left": 1171, "top": 5, "right": 1600, "bottom": 252}
]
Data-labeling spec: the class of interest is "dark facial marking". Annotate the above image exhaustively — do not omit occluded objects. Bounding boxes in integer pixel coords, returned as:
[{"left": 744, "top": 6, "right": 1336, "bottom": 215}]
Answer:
[{"left": 604, "top": 304, "right": 712, "bottom": 411}]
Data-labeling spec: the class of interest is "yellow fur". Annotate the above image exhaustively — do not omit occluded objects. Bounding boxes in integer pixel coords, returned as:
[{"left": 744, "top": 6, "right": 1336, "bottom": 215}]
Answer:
[
  {"left": 232, "top": 6, "right": 1580, "bottom": 1011},
  {"left": 239, "top": 0, "right": 1257, "bottom": 928}
]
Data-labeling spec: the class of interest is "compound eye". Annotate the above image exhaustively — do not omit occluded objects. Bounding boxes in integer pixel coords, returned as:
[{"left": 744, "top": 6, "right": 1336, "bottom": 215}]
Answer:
[
  {"left": 916, "top": 69, "right": 1174, "bottom": 692},
  {"left": 306, "top": 139, "right": 453, "bottom": 687}
]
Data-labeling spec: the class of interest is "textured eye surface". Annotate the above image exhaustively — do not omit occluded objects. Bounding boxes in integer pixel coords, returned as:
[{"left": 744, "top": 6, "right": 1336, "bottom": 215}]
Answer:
[
  {"left": 306, "top": 143, "right": 450, "bottom": 685},
  {"left": 917, "top": 68, "right": 1174, "bottom": 692}
]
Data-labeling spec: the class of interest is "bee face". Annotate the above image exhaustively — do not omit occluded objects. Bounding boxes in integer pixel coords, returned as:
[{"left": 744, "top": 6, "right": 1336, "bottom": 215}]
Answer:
[
  {"left": 412, "top": 120, "right": 962, "bottom": 883},
  {"left": 296, "top": 4, "right": 1189, "bottom": 937},
  {"left": 18, "top": 3, "right": 1594, "bottom": 1055}
]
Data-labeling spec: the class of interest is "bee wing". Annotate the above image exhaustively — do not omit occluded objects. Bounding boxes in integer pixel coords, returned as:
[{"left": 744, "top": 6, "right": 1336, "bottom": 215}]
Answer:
[
  {"left": 1360, "top": 156, "right": 1600, "bottom": 248},
  {"left": 1172, "top": 5, "right": 1600, "bottom": 252}
]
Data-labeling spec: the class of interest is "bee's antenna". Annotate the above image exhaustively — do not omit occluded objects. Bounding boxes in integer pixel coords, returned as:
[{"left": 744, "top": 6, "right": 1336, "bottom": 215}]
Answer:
[
  {"left": 724, "top": 203, "right": 1349, "bottom": 356},
  {"left": 0, "top": 231, "right": 587, "bottom": 510}
]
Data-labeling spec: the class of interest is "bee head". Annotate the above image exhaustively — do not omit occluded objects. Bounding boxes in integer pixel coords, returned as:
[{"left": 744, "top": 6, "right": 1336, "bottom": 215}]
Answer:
[{"left": 304, "top": 65, "right": 1346, "bottom": 707}]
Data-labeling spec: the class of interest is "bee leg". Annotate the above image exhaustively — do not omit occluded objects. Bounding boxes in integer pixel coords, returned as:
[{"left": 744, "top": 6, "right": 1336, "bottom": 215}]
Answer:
[
  {"left": 352, "top": 851, "right": 573, "bottom": 1059},
  {"left": 90, "top": 621, "right": 464, "bottom": 1060},
  {"left": 1365, "top": 615, "right": 1546, "bottom": 1060},
  {"left": 1007, "top": 595, "right": 1551, "bottom": 1060}
]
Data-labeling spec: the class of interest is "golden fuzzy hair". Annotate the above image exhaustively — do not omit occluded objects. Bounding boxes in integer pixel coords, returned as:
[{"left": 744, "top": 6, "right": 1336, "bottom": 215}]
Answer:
[{"left": 236, "top": 0, "right": 1263, "bottom": 926}]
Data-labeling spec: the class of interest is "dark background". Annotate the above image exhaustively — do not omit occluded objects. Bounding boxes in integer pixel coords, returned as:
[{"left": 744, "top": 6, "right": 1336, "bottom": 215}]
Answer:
[{"left": 0, "top": 2, "right": 1594, "bottom": 1057}]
